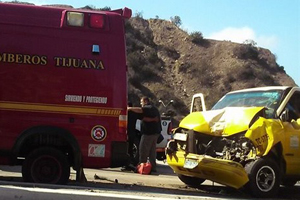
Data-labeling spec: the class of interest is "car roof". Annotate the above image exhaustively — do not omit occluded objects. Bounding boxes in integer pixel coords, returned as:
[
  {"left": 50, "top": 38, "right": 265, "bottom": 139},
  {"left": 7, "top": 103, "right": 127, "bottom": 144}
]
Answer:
[{"left": 227, "top": 86, "right": 295, "bottom": 94}]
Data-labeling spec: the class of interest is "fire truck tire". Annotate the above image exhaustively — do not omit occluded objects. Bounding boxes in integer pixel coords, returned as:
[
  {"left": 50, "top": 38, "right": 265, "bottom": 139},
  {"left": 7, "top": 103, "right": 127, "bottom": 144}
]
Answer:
[
  {"left": 22, "top": 147, "right": 70, "bottom": 184},
  {"left": 178, "top": 174, "right": 205, "bottom": 187},
  {"left": 245, "top": 158, "right": 280, "bottom": 198}
]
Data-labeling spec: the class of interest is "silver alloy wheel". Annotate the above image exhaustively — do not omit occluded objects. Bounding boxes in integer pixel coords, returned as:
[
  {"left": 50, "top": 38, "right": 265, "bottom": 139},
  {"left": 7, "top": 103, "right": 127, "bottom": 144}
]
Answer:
[
  {"left": 256, "top": 165, "right": 276, "bottom": 192},
  {"left": 133, "top": 143, "right": 138, "bottom": 158}
]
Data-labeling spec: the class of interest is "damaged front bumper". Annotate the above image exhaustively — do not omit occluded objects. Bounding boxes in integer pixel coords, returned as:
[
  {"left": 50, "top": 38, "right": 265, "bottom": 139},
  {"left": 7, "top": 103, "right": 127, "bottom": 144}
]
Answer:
[{"left": 167, "top": 150, "right": 249, "bottom": 189}]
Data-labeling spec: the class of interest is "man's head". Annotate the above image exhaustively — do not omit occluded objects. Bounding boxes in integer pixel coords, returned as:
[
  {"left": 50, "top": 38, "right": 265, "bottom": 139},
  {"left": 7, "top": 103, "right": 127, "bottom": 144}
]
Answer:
[{"left": 140, "top": 97, "right": 150, "bottom": 107}]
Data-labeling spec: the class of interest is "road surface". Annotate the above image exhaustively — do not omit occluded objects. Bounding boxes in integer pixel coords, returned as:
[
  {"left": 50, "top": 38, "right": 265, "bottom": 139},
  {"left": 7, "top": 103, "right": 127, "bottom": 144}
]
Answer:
[{"left": 0, "top": 161, "right": 300, "bottom": 199}]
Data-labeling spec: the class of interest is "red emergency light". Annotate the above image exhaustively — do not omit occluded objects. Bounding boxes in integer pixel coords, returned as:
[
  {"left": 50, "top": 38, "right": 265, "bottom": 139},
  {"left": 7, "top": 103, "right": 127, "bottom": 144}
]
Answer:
[{"left": 90, "top": 14, "right": 105, "bottom": 29}]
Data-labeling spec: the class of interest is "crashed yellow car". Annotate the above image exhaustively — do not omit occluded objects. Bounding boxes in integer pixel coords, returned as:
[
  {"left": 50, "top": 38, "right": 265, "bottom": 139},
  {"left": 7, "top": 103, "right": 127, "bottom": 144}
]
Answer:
[{"left": 166, "top": 86, "right": 300, "bottom": 197}]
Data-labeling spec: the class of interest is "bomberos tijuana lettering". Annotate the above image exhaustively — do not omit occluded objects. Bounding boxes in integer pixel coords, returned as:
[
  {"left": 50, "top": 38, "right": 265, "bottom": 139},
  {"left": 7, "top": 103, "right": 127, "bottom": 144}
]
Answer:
[{"left": 0, "top": 52, "right": 104, "bottom": 70}]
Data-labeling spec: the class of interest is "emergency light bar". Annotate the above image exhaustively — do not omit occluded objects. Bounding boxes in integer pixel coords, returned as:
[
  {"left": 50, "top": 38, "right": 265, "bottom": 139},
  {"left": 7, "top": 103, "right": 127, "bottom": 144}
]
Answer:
[
  {"left": 66, "top": 12, "right": 106, "bottom": 29},
  {"left": 67, "top": 12, "right": 84, "bottom": 27}
]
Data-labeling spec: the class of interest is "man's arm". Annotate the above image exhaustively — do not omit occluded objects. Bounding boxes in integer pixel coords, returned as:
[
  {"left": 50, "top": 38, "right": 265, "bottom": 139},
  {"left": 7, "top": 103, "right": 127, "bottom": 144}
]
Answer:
[
  {"left": 143, "top": 116, "right": 159, "bottom": 122},
  {"left": 127, "top": 107, "right": 143, "bottom": 113},
  {"left": 128, "top": 106, "right": 159, "bottom": 122}
]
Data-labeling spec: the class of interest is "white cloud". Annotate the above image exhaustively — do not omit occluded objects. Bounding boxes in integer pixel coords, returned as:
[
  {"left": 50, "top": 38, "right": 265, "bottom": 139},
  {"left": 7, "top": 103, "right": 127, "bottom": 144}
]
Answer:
[{"left": 207, "top": 26, "right": 278, "bottom": 50}]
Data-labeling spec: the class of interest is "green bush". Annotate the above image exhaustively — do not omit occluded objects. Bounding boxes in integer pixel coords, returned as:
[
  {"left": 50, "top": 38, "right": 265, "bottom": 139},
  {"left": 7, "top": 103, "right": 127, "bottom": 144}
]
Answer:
[
  {"left": 170, "top": 16, "right": 182, "bottom": 27},
  {"left": 190, "top": 31, "right": 204, "bottom": 44},
  {"left": 278, "top": 66, "right": 285, "bottom": 72},
  {"left": 135, "top": 11, "right": 143, "bottom": 19},
  {"left": 233, "top": 44, "right": 259, "bottom": 60}
]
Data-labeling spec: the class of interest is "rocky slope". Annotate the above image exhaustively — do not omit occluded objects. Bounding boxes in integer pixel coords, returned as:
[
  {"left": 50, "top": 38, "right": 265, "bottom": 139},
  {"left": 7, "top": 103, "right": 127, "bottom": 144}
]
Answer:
[{"left": 126, "top": 17, "right": 297, "bottom": 123}]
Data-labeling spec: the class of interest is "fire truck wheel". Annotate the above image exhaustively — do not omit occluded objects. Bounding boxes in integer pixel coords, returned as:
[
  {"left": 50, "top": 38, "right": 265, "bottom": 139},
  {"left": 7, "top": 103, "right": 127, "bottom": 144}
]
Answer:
[
  {"left": 22, "top": 147, "right": 70, "bottom": 184},
  {"left": 178, "top": 174, "right": 205, "bottom": 187},
  {"left": 245, "top": 158, "right": 280, "bottom": 198}
]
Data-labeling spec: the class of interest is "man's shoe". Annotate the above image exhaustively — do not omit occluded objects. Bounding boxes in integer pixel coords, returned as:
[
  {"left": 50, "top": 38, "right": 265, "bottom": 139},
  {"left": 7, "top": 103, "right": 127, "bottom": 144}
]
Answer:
[
  {"left": 121, "top": 166, "right": 132, "bottom": 172},
  {"left": 127, "top": 164, "right": 136, "bottom": 170}
]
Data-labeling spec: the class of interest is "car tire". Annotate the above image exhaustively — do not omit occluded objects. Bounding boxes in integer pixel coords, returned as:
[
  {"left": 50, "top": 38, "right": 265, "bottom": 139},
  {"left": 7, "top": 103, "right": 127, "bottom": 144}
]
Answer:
[
  {"left": 178, "top": 174, "right": 205, "bottom": 187},
  {"left": 245, "top": 158, "right": 280, "bottom": 198},
  {"left": 156, "top": 152, "right": 166, "bottom": 161},
  {"left": 22, "top": 147, "right": 70, "bottom": 184}
]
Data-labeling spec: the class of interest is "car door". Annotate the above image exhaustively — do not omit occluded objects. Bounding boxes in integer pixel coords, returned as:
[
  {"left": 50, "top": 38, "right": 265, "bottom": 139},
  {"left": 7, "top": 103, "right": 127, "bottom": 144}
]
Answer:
[{"left": 281, "top": 91, "right": 300, "bottom": 175}]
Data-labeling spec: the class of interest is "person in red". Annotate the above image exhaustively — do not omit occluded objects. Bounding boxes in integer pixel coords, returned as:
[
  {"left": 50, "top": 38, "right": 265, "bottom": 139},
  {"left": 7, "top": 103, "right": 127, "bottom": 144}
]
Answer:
[{"left": 127, "top": 97, "right": 162, "bottom": 173}]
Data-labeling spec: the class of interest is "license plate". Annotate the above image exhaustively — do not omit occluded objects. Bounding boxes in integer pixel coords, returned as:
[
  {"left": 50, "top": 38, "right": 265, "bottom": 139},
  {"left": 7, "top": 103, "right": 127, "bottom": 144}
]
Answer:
[
  {"left": 173, "top": 133, "right": 187, "bottom": 141},
  {"left": 184, "top": 158, "right": 198, "bottom": 169}
]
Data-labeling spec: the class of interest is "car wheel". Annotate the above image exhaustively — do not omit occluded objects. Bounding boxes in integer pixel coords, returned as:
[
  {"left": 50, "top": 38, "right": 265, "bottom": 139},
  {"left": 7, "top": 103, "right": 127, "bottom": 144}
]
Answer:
[
  {"left": 178, "top": 174, "right": 205, "bottom": 187},
  {"left": 131, "top": 137, "right": 140, "bottom": 165},
  {"left": 245, "top": 158, "right": 280, "bottom": 198},
  {"left": 22, "top": 147, "right": 70, "bottom": 184}
]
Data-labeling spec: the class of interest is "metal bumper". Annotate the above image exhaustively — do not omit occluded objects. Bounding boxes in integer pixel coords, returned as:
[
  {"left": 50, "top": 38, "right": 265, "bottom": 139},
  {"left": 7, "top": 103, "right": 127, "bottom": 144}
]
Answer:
[{"left": 167, "top": 151, "right": 249, "bottom": 189}]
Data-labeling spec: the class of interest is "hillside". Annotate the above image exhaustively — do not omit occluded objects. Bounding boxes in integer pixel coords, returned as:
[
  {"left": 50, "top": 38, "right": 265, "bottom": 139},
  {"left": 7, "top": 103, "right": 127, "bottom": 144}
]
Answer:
[{"left": 125, "top": 17, "right": 297, "bottom": 123}]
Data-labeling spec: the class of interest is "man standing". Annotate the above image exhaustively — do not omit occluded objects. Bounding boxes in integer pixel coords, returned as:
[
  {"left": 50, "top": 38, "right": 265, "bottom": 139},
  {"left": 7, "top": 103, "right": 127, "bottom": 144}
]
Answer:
[{"left": 127, "top": 97, "right": 162, "bottom": 172}]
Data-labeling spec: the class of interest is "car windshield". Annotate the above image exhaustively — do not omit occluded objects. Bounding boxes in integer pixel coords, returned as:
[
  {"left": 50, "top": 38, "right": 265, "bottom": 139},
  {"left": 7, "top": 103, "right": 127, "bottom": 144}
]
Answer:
[{"left": 212, "top": 90, "right": 284, "bottom": 118}]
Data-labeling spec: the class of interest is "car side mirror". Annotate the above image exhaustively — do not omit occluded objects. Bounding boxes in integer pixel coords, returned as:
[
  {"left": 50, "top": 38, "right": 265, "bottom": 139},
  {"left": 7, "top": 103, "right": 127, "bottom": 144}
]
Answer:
[{"left": 280, "top": 108, "right": 289, "bottom": 122}]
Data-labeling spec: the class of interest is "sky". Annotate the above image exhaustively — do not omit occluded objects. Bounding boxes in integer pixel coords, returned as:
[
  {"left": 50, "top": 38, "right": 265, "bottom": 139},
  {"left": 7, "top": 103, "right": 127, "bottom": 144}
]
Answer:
[{"left": 3, "top": 0, "right": 300, "bottom": 85}]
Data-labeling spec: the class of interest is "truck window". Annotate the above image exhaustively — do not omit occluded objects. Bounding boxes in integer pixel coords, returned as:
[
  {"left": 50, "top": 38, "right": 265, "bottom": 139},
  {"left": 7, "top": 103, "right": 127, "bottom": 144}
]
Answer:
[
  {"left": 190, "top": 93, "right": 206, "bottom": 113},
  {"left": 286, "top": 92, "right": 300, "bottom": 121},
  {"left": 192, "top": 97, "right": 203, "bottom": 112},
  {"left": 212, "top": 90, "right": 283, "bottom": 118}
]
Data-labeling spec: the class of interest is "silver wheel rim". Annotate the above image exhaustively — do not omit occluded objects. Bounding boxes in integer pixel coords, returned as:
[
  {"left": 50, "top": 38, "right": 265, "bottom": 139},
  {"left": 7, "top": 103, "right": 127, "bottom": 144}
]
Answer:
[
  {"left": 256, "top": 165, "right": 276, "bottom": 192},
  {"left": 133, "top": 143, "right": 138, "bottom": 158}
]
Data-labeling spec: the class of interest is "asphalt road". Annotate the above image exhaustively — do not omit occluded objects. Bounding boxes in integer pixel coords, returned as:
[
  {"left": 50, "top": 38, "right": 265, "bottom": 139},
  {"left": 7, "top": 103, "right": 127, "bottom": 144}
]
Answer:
[{"left": 0, "top": 161, "right": 300, "bottom": 200}]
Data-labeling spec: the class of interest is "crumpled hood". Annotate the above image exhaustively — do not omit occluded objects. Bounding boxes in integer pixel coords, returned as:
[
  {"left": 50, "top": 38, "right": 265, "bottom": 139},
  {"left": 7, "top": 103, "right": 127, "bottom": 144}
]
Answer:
[{"left": 179, "top": 107, "right": 265, "bottom": 136}]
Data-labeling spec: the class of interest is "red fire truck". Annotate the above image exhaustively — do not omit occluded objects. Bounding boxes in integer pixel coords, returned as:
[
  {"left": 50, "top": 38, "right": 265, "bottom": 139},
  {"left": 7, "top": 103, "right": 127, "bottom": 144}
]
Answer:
[{"left": 0, "top": 3, "right": 131, "bottom": 184}]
